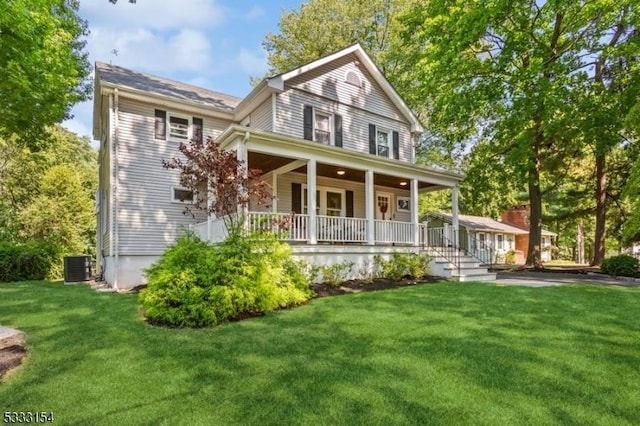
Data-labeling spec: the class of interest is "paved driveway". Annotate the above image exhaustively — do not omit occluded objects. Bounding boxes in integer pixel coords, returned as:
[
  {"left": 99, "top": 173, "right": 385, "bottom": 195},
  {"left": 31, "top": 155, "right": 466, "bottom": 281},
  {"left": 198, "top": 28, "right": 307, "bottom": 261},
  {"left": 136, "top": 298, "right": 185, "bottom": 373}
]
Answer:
[{"left": 490, "top": 271, "right": 640, "bottom": 288}]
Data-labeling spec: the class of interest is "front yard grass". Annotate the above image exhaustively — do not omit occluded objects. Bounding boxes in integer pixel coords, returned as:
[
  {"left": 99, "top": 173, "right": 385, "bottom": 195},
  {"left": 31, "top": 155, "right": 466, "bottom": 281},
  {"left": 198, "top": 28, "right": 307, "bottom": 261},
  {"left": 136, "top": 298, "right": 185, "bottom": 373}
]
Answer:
[{"left": 1, "top": 280, "right": 639, "bottom": 425}]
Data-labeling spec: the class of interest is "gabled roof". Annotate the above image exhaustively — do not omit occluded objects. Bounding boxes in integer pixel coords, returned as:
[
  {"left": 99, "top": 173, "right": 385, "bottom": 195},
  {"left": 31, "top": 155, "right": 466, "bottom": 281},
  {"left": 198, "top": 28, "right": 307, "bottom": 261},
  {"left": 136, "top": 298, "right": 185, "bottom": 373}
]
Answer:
[
  {"left": 265, "top": 44, "right": 423, "bottom": 133},
  {"left": 234, "top": 44, "right": 424, "bottom": 132},
  {"left": 95, "top": 62, "right": 242, "bottom": 111},
  {"left": 427, "top": 212, "right": 557, "bottom": 236}
]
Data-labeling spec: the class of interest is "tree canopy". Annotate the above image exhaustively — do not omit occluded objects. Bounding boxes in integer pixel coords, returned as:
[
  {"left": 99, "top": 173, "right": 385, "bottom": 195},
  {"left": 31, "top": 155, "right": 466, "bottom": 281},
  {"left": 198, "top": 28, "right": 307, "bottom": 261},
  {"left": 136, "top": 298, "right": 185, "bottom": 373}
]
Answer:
[
  {"left": 0, "top": 126, "right": 97, "bottom": 256},
  {"left": 0, "top": 0, "right": 91, "bottom": 150},
  {"left": 400, "top": 0, "right": 639, "bottom": 265}
]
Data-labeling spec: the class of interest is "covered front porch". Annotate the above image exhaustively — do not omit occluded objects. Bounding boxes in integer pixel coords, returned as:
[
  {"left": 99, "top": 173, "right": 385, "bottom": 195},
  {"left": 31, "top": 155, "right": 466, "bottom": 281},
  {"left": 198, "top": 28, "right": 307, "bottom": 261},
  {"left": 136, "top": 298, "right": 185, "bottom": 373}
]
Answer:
[{"left": 192, "top": 126, "right": 464, "bottom": 248}]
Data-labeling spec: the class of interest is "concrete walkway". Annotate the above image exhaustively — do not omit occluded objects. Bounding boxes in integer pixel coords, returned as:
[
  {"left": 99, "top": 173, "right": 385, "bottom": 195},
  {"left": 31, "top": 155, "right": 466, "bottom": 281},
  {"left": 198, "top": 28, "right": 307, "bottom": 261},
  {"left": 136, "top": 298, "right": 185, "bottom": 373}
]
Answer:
[{"left": 490, "top": 271, "right": 640, "bottom": 288}]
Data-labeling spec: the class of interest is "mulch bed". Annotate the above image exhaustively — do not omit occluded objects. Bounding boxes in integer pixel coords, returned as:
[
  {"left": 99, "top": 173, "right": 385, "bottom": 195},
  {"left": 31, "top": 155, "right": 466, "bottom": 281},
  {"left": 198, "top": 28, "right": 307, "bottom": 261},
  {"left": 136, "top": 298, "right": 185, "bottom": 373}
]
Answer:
[
  {"left": 311, "top": 276, "right": 445, "bottom": 298},
  {"left": 0, "top": 334, "right": 27, "bottom": 380}
]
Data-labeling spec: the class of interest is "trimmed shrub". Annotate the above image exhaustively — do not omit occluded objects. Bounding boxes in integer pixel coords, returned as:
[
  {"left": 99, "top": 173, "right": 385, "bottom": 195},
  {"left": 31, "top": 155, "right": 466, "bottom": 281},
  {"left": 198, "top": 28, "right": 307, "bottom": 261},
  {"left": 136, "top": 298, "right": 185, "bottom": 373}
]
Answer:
[
  {"left": 600, "top": 254, "right": 639, "bottom": 278},
  {"left": 139, "top": 230, "right": 313, "bottom": 327},
  {"left": 505, "top": 250, "right": 517, "bottom": 265},
  {"left": 0, "top": 239, "right": 62, "bottom": 282},
  {"left": 319, "top": 261, "right": 354, "bottom": 287},
  {"left": 374, "top": 252, "right": 432, "bottom": 281}
]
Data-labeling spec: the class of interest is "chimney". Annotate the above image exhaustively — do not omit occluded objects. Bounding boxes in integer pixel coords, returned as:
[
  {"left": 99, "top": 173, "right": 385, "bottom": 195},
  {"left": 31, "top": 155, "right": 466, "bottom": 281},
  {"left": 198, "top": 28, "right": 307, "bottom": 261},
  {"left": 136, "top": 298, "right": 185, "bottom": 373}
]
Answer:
[{"left": 502, "top": 205, "right": 530, "bottom": 230}]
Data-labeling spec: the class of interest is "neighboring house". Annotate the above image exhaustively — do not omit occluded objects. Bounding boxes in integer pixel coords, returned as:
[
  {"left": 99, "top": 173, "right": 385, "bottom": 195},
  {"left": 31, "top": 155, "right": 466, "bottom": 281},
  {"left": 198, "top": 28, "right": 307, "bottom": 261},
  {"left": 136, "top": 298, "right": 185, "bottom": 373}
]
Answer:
[
  {"left": 94, "top": 44, "right": 494, "bottom": 289},
  {"left": 425, "top": 210, "right": 556, "bottom": 264}
]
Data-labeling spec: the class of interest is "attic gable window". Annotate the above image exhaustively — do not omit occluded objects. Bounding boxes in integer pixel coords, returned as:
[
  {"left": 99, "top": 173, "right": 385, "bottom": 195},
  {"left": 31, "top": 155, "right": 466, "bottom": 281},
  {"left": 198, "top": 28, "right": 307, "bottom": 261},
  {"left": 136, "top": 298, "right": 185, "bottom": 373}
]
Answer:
[{"left": 345, "top": 70, "right": 362, "bottom": 88}]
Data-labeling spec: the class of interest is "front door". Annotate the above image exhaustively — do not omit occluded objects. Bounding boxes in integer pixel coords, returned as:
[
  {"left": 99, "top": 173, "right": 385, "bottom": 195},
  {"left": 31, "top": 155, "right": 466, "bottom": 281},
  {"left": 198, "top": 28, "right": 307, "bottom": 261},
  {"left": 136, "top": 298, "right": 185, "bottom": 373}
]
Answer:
[{"left": 376, "top": 192, "right": 392, "bottom": 220}]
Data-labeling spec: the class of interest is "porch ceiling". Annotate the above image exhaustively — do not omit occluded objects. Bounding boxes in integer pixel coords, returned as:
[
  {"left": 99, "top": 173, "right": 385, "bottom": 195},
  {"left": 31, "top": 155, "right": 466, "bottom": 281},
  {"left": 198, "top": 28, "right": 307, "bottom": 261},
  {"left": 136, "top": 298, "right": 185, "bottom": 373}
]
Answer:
[{"left": 249, "top": 153, "right": 439, "bottom": 191}]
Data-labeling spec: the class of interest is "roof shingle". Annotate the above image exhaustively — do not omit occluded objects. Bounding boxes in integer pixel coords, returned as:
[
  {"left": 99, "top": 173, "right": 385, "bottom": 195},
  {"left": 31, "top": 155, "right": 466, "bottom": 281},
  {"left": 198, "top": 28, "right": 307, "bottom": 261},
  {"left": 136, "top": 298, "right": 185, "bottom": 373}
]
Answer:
[{"left": 96, "top": 62, "right": 242, "bottom": 111}]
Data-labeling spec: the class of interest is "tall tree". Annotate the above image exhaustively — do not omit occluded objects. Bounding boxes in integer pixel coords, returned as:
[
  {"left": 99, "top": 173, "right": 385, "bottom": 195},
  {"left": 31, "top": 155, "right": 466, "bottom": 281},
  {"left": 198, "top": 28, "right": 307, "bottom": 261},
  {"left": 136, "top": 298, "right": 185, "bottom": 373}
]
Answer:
[
  {"left": 262, "top": 0, "right": 427, "bottom": 111},
  {"left": 0, "top": 126, "right": 97, "bottom": 250},
  {"left": 0, "top": 0, "right": 91, "bottom": 149},
  {"left": 401, "top": 0, "right": 636, "bottom": 266}
]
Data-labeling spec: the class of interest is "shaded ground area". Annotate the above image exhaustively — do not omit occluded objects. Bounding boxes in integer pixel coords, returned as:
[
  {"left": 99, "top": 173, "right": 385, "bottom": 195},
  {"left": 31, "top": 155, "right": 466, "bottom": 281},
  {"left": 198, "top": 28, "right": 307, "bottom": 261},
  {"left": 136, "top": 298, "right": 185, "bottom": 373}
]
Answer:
[
  {"left": 493, "top": 271, "right": 640, "bottom": 287},
  {"left": 311, "top": 276, "right": 444, "bottom": 297},
  {"left": 0, "top": 328, "right": 26, "bottom": 379}
]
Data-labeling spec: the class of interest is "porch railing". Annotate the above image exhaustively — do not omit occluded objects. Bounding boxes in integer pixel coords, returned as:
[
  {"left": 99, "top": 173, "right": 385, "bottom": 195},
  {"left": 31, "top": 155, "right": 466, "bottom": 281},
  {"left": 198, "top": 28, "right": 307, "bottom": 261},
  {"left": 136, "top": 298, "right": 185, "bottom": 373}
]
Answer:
[
  {"left": 374, "top": 220, "right": 414, "bottom": 244},
  {"left": 247, "top": 212, "right": 309, "bottom": 241},
  {"left": 317, "top": 215, "right": 367, "bottom": 242},
  {"left": 420, "top": 226, "right": 460, "bottom": 274}
]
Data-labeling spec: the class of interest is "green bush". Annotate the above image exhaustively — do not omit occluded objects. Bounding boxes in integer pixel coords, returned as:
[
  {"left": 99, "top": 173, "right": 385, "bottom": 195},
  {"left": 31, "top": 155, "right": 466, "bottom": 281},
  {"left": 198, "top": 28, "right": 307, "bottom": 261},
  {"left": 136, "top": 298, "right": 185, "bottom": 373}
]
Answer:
[
  {"left": 319, "top": 261, "right": 354, "bottom": 287},
  {"left": 505, "top": 250, "right": 517, "bottom": 265},
  {"left": 139, "top": 229, "right": 313, "bottom": 327},
  {"left": 374, "top": 252, "right": 432, "bottom": 281},
  {"left": 0, "top": 239, "right": 62, "bottom": 282},
  {"left": 600, "top": 254, "right": 639, "bottom": 277}
]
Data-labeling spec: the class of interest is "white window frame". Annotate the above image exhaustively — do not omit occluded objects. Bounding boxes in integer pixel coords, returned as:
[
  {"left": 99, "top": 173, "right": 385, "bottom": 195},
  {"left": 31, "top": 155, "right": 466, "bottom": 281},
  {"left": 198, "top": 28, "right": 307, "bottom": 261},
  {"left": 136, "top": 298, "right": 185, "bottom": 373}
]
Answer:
[
  {"left": 312, "top": 109, "right": 332, "bottom": 145},
  {"left": 302, "top": 184, "right": 346, "bottom": 217},
  {"left": 171, "top": 187, "right": 196, "bottom": 204},
  {"left": 478, "top": 232, "right": 486, "bottom": 249},
  {"left": 375, "top": 127, "right": 391, "bottom": 158},
  {"left": 167, "top": 113, "right": 192, "bottom": 142},
  {"left": 496, "top": 233, "right": 504, "bottom": 250},
  {"left": 345, "top": 70, "right": 362, "bottom": 88}
]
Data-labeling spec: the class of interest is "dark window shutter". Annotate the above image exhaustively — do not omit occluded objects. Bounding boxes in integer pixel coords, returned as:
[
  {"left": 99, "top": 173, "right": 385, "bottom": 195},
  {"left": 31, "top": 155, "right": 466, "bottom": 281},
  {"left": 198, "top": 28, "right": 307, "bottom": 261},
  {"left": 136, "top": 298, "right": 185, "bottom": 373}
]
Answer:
[
  {"left": 193, "top": 117, "right": 203, "bottom": 142},
  {"left": 368, "top": 124, "right": 376, "bottom": 154},
  {"left": 303, "top": 105, "right": 313, "bottom": 141},
  {"left": 291, "top": 183, "right": 302, "bottom": 213},
  {"left": 393, "top": 131, "right": 400, "bottom": 160},
  {"left": 346, "top": 190, "right": 354, "bottom": 217},
  {"left": 334, "top": 114, "right": 343, "bottom": 147},
  {"left": 155, "top": 109, "right": 166, "bottom": 140}
]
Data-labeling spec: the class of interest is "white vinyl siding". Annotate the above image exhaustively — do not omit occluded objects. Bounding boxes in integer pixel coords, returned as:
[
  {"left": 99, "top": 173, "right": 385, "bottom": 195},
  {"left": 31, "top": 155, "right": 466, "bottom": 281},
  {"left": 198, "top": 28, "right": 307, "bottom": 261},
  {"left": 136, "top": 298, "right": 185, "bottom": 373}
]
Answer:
[
  {"left": 249, "top": 98, "right": 272, "bottom": 131},
  {"left": 274, "top": 89, "right": 412, "bottom": 162},
  {"left": 114, "top": 98, "right": 232, "bottom": 255},
  {"left": 260, "top": 172, "right": 412, "bottom": 223},
  {"left": 286, "top": 52, "right": 403, "bottom": 121}
]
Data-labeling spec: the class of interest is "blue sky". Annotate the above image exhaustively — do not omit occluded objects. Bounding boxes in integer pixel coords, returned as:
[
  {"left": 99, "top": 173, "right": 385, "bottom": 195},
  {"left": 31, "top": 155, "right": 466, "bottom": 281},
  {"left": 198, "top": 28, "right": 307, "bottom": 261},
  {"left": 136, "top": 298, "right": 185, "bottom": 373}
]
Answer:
[{"left": 63, "top": 0, "right": 304, "bottom": 142}]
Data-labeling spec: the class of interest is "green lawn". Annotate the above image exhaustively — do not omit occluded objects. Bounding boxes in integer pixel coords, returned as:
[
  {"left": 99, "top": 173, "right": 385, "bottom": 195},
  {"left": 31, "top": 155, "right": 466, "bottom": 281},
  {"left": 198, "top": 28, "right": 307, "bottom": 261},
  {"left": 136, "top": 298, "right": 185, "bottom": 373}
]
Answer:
[{"left": 1, "top": 281, "right": 639, "bottom": 425}]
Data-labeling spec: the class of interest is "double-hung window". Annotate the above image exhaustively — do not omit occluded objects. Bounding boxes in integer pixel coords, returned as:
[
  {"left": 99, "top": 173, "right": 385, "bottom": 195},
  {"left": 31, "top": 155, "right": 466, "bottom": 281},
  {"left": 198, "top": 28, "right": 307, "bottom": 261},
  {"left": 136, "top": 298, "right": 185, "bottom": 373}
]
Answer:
[
  {"left": 478, "top": 233, "right": 486, "bottom": 249},
  {"left": 155, "top": 109, "right": 203, "bottom": 142},
  {"left": 169, "top": 115, "right": 190, "bottom": 140},
  {"left": 314, "top": 112, "right": 331, "bottom": 144},
  {"left": 303, "top": 185, "right": 345, "bottom": 217},
  {"left": 376, "top": 128, "right": 390, "bottom": 157},
  {"left": 497, "top": 234, "right": 504, "bottom": 250}
]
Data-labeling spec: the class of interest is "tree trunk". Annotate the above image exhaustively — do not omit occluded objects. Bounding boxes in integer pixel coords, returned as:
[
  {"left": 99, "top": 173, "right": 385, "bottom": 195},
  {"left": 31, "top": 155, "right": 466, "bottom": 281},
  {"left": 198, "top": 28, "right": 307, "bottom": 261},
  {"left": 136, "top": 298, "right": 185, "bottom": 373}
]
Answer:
[
  {"left": 577, "top": 221, "right": 584, "bottom": 264},
  {"left": 526, "top": 123, "right": 543, "bottom": 267},
  {"left": 592, "top": 153, "right": 607, "bottom": 265}
]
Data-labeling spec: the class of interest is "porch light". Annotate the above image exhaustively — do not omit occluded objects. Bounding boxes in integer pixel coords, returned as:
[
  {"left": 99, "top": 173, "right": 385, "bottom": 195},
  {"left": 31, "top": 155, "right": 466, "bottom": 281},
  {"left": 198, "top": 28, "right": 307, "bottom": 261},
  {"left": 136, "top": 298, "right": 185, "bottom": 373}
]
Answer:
[
  {"left": 399, "top": 181, "right": 408, "bottom": 186},
  {"left": 336, "top": 170, "right": 346, "bottom": 175}
]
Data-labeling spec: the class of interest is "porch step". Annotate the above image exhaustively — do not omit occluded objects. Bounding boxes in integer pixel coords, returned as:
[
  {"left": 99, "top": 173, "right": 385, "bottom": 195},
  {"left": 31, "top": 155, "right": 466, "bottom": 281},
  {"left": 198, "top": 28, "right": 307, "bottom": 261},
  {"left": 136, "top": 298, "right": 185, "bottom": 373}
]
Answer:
[{"left": 452, "top": 272, "right": 498, "bottom": 282}]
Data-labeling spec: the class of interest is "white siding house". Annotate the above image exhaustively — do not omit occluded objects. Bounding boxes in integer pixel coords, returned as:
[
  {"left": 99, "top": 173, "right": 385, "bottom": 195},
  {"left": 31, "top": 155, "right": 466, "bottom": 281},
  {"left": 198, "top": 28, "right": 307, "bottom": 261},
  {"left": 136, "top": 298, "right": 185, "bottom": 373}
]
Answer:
[{"left": 94, "top": 44, "right": 494, "bottom": 289}]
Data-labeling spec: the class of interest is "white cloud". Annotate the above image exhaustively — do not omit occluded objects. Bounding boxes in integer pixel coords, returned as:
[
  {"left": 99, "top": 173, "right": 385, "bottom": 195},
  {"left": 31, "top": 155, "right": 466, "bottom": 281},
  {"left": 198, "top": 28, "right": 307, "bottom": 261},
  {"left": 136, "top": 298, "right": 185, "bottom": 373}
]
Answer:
[
  {"left": 88, "top": 28, "right": 215, "bottom": 76},
  {"left": 235, "top": 48, "right": 267, "bottom": 76},
  {"left": 80, "top": 0, "right": 225, "bottom": 31},
  {"left": 245, "top": 5, "right": 265, "bottom": 20}
]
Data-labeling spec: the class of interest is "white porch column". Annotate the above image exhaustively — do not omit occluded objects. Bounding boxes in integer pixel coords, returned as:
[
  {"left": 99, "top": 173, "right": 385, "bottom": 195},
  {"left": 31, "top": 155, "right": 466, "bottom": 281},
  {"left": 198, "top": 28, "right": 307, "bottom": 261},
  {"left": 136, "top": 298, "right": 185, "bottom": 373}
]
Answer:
[
  {"left": 365, "top": 169, "right": 375, "bottom": 245},
  {"left": 307, "top": 159, "right": 317, "bottom": 244},
  {"left": 272, "top": 173, "right": 278, "bottom": 213},
  {"left": 411, "top": 179, "right": 419, "bottom": 246},
  {"left": 236, "top": 139, "right": 249, "bottom": 225},
  {"left": 452, "top": 184, "right": 460, "bottom": 247}
]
